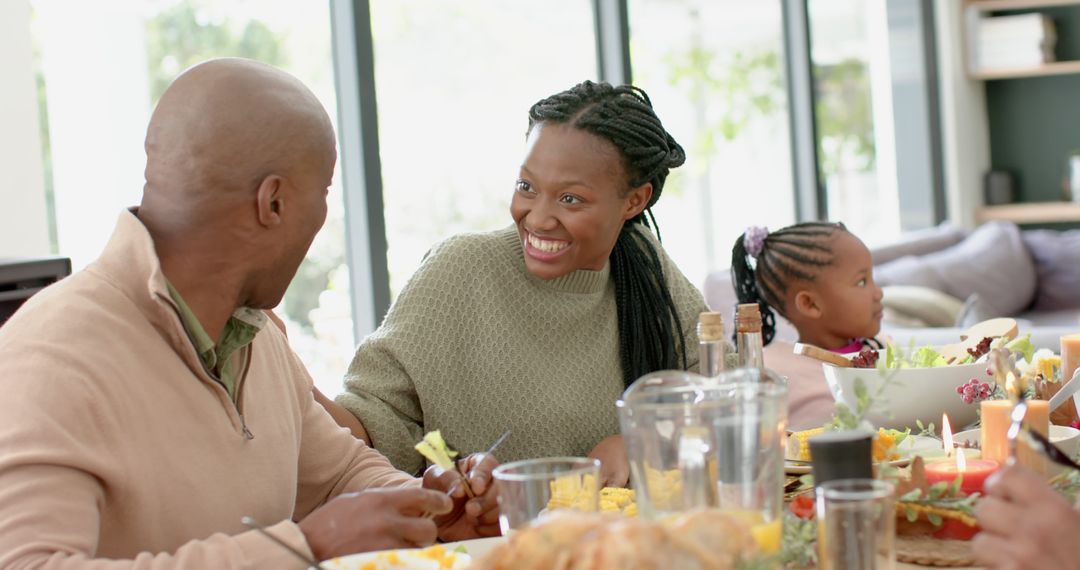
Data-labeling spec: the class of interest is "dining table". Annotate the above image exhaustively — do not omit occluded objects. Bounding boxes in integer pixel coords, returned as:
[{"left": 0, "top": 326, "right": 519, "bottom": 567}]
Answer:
[{"left": 364, "top": 536, "right": 984, "bottom": 570}]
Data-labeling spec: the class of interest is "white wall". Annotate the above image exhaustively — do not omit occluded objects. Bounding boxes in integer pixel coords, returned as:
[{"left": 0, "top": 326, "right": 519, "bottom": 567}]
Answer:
[
  {"left": 0, "top": 0, "right": 51, "bottom": 259},
  {"left": 935, "top": 0, "right": 990, "bottom": 228},
  {"left": 36, "top": 0, "right": 151, "bottom": 269}
]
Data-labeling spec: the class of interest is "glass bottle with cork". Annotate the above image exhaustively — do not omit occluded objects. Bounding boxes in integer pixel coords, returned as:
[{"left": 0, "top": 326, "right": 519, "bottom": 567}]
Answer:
[
  {"left": 735, "top": 303, "right": 765, "bottom": 369},
  {"left": 697, "top": 311, "right": 726, "bottom": 378}
]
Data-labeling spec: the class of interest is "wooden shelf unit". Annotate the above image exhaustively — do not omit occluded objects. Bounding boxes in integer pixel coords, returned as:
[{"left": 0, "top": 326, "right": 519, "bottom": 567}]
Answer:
[
  {"left": 966, "top": 0, "right": 1080, "bottom": 80},
  {"left": 972, "top": 59, "right": 1080, "bottom": 79},
  {"left": 968, "top": 0, "right": 1080, "bottom": 11},
  {"left": 977, "top": 201, "right": 1080, "bottom": 223}
]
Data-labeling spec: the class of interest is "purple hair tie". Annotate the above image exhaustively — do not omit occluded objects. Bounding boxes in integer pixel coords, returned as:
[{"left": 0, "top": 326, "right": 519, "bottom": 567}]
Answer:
[{"left": 743, "top": 226, "right": 769, "bottom": 259}]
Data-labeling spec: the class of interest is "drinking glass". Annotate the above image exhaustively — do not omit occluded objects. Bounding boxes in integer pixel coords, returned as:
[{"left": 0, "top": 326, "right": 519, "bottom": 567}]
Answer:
[
  {"left": 816, "top": 479, "right": 896, "bottom": 570},
  {"left": 492, "top": 457, "right": 600, "bottom": 534}
]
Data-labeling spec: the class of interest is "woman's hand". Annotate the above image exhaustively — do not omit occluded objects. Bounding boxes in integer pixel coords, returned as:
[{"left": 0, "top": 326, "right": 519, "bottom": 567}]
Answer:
[
  {"left": 422, "top": 452, "right": 501, "bottom": 541},
  {"left": 588, "top": 435, "right": 629, "bottom": 488},
  {"left": 973, "top": 465, "right": 1080, "bottom": 569}
]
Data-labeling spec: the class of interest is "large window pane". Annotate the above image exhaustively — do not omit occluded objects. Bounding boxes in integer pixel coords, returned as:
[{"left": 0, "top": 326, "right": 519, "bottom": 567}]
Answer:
[
  {"left": 628, "top": 0, "right": 795, "bottom": 288},
  {"left": 808, "top": 0, "right": 903, "bottom": 245},
  {"left": 31, "top": 0, "right": 353, "bottom": 396},
  {"left": 370, "top": 1, "right": 598, "bottom": 297}
]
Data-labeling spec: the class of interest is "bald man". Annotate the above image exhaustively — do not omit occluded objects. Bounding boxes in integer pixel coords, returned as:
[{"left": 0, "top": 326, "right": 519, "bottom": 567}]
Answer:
[{"left": 0, "top": 58, "right": 499, "bottom": 569}]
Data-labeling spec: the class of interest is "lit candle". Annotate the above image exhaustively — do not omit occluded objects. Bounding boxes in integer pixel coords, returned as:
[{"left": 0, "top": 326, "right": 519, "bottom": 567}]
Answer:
[
  {"left": 1061, "top": 334, "right": 1080, "bottom": 383},
  {"left": 981, "top": 400, "right": 1012, "bottom": 464},
  {"left": 924, "top": 448, "right": 999, "bottom": 496}
]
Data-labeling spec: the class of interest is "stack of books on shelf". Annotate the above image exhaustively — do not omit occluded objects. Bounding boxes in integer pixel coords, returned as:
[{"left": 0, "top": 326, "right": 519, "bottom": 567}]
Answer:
[{"left": 970, "top": 12, "right": 1056, "bottom": 72}]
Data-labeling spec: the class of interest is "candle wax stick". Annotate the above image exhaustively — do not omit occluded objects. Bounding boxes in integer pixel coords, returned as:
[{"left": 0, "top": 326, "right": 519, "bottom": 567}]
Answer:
[
  {"left": 1018, "top": 399, "right": 1050, "bottom": 474},
  {"left": 981, "top": 400, "right": 1012, "bottom": 465},
  {"left": 1061, "top": 334, "right": 1080, "bottom": 384}
]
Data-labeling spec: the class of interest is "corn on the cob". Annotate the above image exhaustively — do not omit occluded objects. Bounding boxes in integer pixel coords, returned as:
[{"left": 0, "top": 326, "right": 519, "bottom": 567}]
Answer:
[
  {"left": 788, "top": 427, "right": 825, "bottom": 462},
  {"left": 548, "top": 475, "right": 639, "bottom": 514},
  {"left": 1038, "top": 355, "right": 1061, "bottom": 381}
]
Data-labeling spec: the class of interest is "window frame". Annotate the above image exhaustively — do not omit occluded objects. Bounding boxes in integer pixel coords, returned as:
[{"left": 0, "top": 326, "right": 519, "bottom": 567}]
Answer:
[{"left": 331, "top": 0, "right": 947, "bottom": 342}]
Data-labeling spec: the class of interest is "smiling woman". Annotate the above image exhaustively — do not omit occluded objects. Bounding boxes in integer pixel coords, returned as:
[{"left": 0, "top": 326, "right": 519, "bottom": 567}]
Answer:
[{"left": 326, "top": 81, "right": 707, "bottom": 485}]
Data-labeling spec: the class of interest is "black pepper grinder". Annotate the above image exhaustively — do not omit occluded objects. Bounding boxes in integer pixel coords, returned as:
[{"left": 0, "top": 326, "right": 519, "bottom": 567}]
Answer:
[{"left": 808, "top": 429, "right": 874, "bottom": 486}]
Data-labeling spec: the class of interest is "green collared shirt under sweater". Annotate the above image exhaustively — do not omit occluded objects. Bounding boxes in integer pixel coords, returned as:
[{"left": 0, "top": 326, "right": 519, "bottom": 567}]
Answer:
[
  {"left": 337, "top": 224, "right": 707, "bottom": 475},
  {"left": 166, "top": 281, "right": 266, "bottom": 401}
]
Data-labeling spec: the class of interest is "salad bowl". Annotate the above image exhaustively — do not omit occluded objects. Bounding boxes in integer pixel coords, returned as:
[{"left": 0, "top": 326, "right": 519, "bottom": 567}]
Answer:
[{"left": 821, "top": 351, "right": 985, "bottom": 430}]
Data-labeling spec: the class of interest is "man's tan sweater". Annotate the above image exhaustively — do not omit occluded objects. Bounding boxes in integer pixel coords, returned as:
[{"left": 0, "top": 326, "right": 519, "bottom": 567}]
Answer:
[{"left": 0, "top": 211, "right": 416, "bottom": 569}]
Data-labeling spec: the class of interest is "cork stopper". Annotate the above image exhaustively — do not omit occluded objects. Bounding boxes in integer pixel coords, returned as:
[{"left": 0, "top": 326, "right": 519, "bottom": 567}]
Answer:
[
  {"left": 697, "top": 312, "right": 724, "bottom": 342},
  {"left": 735, "top": 303, "right": 762, "bottom": 334}
]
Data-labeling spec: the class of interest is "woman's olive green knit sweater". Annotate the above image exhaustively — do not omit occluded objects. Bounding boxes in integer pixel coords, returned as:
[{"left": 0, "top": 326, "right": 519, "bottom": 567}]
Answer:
[{"left": 336, "top": 225, "right": 707, "bottom": 475}]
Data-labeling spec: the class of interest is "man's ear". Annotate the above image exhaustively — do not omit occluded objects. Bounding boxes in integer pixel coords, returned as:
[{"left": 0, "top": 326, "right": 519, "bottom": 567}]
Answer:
[
  {"left": 255, "top": 175, "right": 284, "bottom": 228},
  {"left": 793, "top": 290, "right": 823, "bottom": 320},
  {"left": 623, "top": 183, "right": 653, "bottom": 221}
]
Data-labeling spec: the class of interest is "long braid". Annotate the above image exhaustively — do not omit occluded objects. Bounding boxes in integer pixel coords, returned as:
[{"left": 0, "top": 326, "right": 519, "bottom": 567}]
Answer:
[
  {"left": 731, "top": 221, "right": 846, "bottom": 345},
  {"left": 529, "top": 80, "right": 687, "bottom": 388}
]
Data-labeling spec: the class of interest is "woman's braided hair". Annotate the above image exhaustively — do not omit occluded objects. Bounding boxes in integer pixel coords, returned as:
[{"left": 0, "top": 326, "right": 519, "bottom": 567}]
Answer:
[
  {"left": 731, "top": 222, "right": 847, "bottom": 345},
  {"left": 528, "top": 80, "right": 688, "bottom": 389}
]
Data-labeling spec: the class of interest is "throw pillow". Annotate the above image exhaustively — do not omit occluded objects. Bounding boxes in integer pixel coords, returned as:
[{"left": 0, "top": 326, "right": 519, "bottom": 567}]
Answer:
[
  {"left": 874, "top": 221, "right": 1036, "bottom": 318},
  {"left": 1022, "top": 230, "right": 1080, "bottom": 311},
  {"left": 870, "top": 223, "right": 968, "bottom": 266},
  {"left": 881, "top": 285, "right": 966, "bottom": 328}
]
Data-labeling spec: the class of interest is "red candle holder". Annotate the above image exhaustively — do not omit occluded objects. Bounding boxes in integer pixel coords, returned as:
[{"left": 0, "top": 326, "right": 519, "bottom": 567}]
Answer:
[{"left": 923, "top": 452, "right": 999, "bottom": 496}]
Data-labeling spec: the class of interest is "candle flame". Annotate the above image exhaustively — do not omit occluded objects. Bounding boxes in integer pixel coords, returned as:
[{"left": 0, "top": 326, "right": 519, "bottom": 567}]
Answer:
[
  {"left": 956, "top": 447, "right": 967, "bottom": 472},
  {"left": 1006, "top": 372, "right": 1018, "bottom": 399},
  {"left": 942, "top": 413, "right": 953, "bottom": 456}
]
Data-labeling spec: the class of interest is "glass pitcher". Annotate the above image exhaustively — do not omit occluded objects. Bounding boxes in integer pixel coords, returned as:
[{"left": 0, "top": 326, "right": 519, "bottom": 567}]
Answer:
[{"left": 617, "top": 368, "right": 787, "bottom": 551}]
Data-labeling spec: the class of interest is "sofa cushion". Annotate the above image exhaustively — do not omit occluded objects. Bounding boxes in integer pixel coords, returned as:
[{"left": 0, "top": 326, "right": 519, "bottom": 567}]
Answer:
[
  {"left": 870, "top": 223, "right": 968, "bottom": 266},
  {"left": 874, "top": 221, "right": 1036, "bottom": 318},
  {"left": 1022, "top": 229, "right": 1080, "bottom": 311},
  {"left": 881, "top": 285, "right": 966, "bottom": 328}
]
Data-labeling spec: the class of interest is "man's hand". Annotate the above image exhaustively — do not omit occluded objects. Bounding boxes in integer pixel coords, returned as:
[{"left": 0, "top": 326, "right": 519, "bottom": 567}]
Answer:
[
  {"left": 973, "top": 465, "right": 1080, "bottom": 569},
  {"left": 588, "top": 434, "right": 629, "bottom": 488},
  {"left": 423, "top": 452, "right": 501, "bottom": 542},
  {"left": 298, "top": 487, "right": 451, "bottom": 561}
]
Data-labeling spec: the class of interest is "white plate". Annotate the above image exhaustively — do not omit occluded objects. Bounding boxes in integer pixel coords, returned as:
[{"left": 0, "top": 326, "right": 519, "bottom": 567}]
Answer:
[
  {"left": 785, "top": 434, "right": 941, "bottom": 474},
  {"left": 326, "top": 545, "right": 473, "bottom": 570},
  {"left": 445, "top": 537, "right": 503, "bottom": 559}
]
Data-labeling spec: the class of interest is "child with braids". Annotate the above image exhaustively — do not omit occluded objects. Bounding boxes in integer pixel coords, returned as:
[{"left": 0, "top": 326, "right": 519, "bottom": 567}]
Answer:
[
  {"left": 323, "top": 80, "right": 707, "bottom": 487},
  {"left": 732, "top": 222, "right": 884, "bottom": 352}
]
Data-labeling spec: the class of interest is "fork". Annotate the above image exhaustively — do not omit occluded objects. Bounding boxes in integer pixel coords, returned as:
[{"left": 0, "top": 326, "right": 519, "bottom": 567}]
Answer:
[
  {"left": 241, "top": 516, "right": 328, "bottom": 570},
  {"left": 424, "top": 429, "right": 511, "bottom": 519}
]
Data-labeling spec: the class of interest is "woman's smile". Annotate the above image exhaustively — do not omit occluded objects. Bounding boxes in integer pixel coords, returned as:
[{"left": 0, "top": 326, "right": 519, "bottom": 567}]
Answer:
[{"left": 524, "top": 230, "right": 571, "bottom": 261}]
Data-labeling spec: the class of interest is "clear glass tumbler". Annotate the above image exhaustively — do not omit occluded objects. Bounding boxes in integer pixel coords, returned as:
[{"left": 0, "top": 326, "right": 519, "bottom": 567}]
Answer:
[
  {"left": 492, "top": 457, "right": 600, "bottom": 534},
  {"left": 816, "top": 478, "right": 896, "bottom": 570}
]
